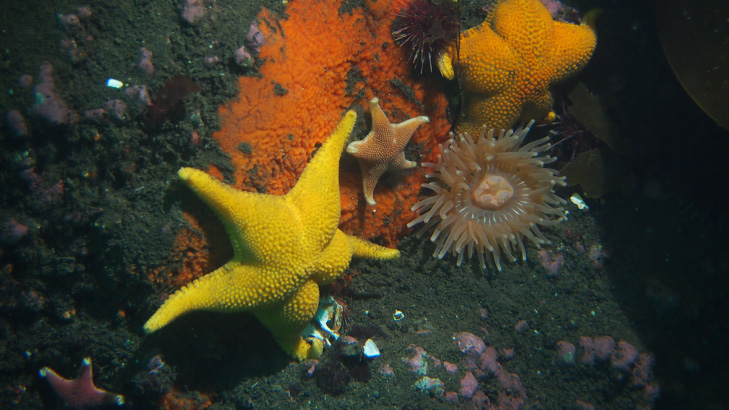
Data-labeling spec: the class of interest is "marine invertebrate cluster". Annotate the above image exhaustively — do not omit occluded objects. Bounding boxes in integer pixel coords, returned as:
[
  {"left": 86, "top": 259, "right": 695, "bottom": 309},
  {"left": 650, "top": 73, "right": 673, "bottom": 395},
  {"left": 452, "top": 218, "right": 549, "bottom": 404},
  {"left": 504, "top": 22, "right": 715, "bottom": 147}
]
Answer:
[
  {"left": 408, "top": 121, "right": 566, "bottom": 270},
  {"left": 148, "top": 0, "right": 450, "bottom": 319},
  {"left": 144, "top": 111, "right": 399, "bottom": 360},
  {"left": 210, "top": 0, "right": 450, "bottom": 246}
]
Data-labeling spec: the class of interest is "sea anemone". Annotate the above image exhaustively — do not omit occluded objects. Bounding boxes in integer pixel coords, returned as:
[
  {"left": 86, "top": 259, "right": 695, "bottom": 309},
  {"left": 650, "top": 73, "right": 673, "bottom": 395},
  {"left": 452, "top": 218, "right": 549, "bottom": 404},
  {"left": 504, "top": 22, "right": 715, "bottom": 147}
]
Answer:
[
  {"left": 391, "top": 0, "right": 460, "bottom": 73},
  {"left": 407, "top": 120, "right": 567, "bottom": 270}
]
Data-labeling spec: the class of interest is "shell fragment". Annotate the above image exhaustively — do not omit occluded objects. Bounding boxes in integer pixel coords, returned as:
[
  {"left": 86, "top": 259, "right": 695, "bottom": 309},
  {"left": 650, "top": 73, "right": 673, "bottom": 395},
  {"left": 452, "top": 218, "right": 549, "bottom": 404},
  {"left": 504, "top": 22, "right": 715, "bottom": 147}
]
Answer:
[
  {"left": 363, "top": 339, "right": 381, "bottom": 358},
  {"left": 570, "top": 193, "right": 589, "bottom": 210},
  {"left": 106, "top": 78, "right": 124, "bottom": 89}
]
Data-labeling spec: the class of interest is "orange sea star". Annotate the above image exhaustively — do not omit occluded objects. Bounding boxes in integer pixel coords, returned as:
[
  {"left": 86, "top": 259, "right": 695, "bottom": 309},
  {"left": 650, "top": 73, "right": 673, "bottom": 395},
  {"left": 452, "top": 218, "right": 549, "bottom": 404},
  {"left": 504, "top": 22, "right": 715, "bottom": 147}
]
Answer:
[
  {"left": 442, "top": 0, "right": 597, "bottom": 134},
  {"left": 346, "top": 97, "right": 429, "bottom": 206}
]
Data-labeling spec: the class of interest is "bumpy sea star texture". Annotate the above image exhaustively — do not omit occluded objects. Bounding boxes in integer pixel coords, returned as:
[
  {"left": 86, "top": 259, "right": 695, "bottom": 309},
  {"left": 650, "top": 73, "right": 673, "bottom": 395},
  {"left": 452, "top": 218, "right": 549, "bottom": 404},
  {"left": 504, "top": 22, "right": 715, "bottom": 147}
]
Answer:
[{"left": 449, "top": 0, "right": 597, "bottom": 134}]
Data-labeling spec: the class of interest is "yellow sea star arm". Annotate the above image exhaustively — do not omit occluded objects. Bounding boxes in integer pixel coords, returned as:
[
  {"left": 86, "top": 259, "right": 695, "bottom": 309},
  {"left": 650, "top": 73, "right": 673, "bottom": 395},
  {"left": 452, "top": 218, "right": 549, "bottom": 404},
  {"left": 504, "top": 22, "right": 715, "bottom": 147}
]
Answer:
[
  {"left": 348, "top": 234, "right": 400, "bottom": 260},
  {"left": 457, "top": 25, "right": 516, "bottom": 95},
  {"left": 286, "top": 110, "right": 357, "bottom": 252},
  {"left": 551, "top": 21, "right": 597, "bottom": 82},
  {"left": 255, "top": 279, "right": 321, "bottom": 360},
  {"left": 178, "top": 167, "right": 305, "bottom": 271},
  {"left": 143, "top": 261, "right": 287, "bottom": 333}
]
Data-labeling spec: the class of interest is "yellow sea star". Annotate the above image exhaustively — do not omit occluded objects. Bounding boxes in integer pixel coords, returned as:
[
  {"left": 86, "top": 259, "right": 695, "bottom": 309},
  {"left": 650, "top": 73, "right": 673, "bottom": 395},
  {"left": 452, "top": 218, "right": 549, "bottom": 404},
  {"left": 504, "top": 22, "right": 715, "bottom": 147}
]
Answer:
[
  {"left": 143, "top": 110, "right": 399, "bottom": 360},
  {"left": 346, "top": 98, "right": 429, "bottom": 206},
  {"left": 441, "top": 0, "right": 598, "bottom": 134}
]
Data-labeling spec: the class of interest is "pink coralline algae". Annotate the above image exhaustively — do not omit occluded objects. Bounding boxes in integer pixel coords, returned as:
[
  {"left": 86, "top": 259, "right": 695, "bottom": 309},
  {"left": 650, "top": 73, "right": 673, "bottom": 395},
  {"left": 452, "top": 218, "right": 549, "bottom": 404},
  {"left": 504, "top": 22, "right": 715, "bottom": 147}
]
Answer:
[
  {"left": 495, "top": 368, "right": 527, "bottom": 409},
  {"left": 124, "top": 85, "right": 153, "bottom": 108},
  {"left": 60, "top": 13, "right": 83, "bottom": 32},
  {"left": 245, "top": 22, "right": 265, "bottom": 53},
  {"left": 459, "top": 371, "right": 478, "bottom": 399},
  {"left": 31, "top": 64, "right": 76, "bottom": 125},
  {"left": 452, "top": 331, "right": 529, "bottom": 408},
  {"left": 412, "top": 376, "right": 444, "bottom": 396},
  {"left": 538, "top": 249, "right": 565, "bottom": 277},
  {"left": 234, "top": 45, "right": 253, "bottom": 67},
  {"left": 576, "top": 399, "right": 596, "bottom": 410},
  {"left": 21, "top": 289, "right": 46, "bottom": 312},
  {"left": 83, "top": 108, "right": 106, "bottom": 123},
  {"left": 500, "top": 348, "right": 515, "bottom": 361},
  {"left": 6, "top": 110, "right": 28, "bottom": 136},
  {"left": 537, "top": 0, "right": 579, "bottom": 22},
  {"left": 443, "top": 361, "right": 458, "bottom": 374},
  {"left": 181, "top": 0, "right": 206, "bottom": 24},
  {"left": 39, "top": 357, "right": 124, "bottom": 409},
  {"left": 402, "top": 345, "right": 429, "bottom": 375},
  {"left": 1, "top": 217, "right": 29, "bottom": 247},
  {"left": 630, "top": 352, "right": 656, "bottom": 388},
  {"left": 20, "top": 168, "right": 64, "bottom": 206},
  {"left": 588, "top": 245, "right": 608, "bottom": 268},
  {"left": 58, "top": 8, "right": 93, "bottom": 62},
  {"left": 564, "top": 337, "right": 659, "bottom": 408},
  {"left": 77, "top": 6, "right": 92, "bottom": 19},
  {"left": 138, "top": 48, "right": 154, "bottom": 75},
  {"left": 453, "top": 332, "right": 486, "bottom": 357},
  {"left": 611, "top": 340, "right": 639, "bottom": 373},
  {"left": 580, "top": 335, "right": 616, "bottom": 365},
  {"left": 514, "top": 319, "right": 529, "bottom": 334},
  {"left": 377, "top": 364, "right": 395, "bottom": 377},
  {"left": 641, "top": 383, "right": 661, "bottom": 406},
  {"left": 556, "top": 340, "right": 576, "bottom": 366},
  {"left": 444, "top": 391, "right": 459, "bottom": 403},
  {"left": 85, "top": 100, "right": 128, "bottom": 124},
  {"left": 105, "top": 99, "right": 127, "bottom": 121},
  {"left": 479, "top": 346, "right": 499, "bottom": 375},
  {"left": 18, "top": 74, "right": 33, "bottom": 88},
  {"left": 204, "top": 56, "right": 220, "bottom": 65}
]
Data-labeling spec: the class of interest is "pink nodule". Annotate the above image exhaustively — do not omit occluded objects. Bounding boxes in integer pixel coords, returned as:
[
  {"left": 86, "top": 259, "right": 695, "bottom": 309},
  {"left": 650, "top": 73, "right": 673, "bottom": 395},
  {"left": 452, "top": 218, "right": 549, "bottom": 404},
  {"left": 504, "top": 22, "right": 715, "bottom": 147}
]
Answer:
[
  {"left": 245, "top": 22, "right": 265, "bottom": 53},
  {"left": 612, "top": 340, "right": 639, "bottom": 373},
  {"left": 538, "top": 249, "right": 565, "bottom": 277},
  {"left": 453, "top": 332, "right": 486, "bottom": 357},
  {"left": 181, "top": 0, "right": 206, "bottom": 24},
  {"left": 514, "top": 319, "right": 529, "bottom": 334},
  {"left": 138, "top": 48, "right": 154, "bottom": 75},
  {"left": 402, "top": 345, "right": 429, "bottom": 375},
  {"left": 580, "top": 335, "right": 616, "bottom": 365},
  {"left": 235, "top": 45, "right": 253, "bottom": 66},
  {"left": 31, "top": 64, "right": 76, "bottom": 125},
  {"left": 2, "top": 218, "right": 29, "bottom": 246},
  {"left": 479, "top": 346, "right": 499, "bottom": 375},
  {"left": 6, "top": 110, "right": 28, "bottom": 136},
  {"left": 556, "top": 340, "right": 576, "bottom": 366},
  {"left": 459, "top": 371, "right": 478, "bottom": 399}
]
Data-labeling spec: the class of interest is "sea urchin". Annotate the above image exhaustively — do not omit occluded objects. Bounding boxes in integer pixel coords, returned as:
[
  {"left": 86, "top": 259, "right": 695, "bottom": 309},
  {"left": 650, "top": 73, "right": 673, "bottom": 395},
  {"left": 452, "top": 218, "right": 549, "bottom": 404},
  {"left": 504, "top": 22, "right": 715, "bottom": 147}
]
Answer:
[
  {"left": 392, "top": 0, "right": 460, "bottom": 74},
  {"left": 407, "top": 121, "right": 567, "bottom": 270}
]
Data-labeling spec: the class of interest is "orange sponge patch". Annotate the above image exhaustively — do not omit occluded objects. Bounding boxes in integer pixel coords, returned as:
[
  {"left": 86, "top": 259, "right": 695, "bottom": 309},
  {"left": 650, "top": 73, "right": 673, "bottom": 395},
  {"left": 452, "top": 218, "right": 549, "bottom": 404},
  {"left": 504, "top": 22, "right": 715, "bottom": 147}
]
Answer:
[{"left": 212, "top": 0, "right": 450, "bottom": 245}]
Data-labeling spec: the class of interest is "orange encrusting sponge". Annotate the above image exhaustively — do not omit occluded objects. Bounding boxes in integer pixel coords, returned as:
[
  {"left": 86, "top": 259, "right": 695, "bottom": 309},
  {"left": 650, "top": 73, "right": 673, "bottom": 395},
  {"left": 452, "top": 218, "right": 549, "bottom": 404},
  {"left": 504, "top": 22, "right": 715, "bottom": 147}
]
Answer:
[{"left": 211, "top": 0, "right": 450, "bottom": 245}]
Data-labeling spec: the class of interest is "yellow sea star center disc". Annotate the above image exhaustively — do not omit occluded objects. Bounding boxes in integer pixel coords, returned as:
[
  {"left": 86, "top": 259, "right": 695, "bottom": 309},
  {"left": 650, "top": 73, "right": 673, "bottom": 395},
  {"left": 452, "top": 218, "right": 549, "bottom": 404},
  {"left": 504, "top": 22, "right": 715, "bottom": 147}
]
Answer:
[{"left": 471, "top": 174, "right": 514, "bottom": 209}]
